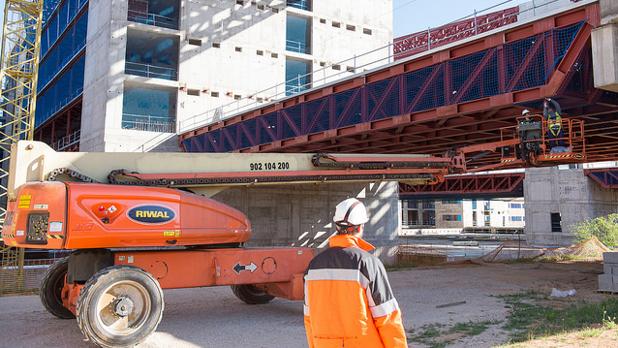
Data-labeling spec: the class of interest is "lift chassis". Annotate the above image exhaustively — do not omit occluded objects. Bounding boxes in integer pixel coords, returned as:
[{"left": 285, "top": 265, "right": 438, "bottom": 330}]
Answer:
[{"left": 2, "top": 141, "right": 453, "bottom": 347}]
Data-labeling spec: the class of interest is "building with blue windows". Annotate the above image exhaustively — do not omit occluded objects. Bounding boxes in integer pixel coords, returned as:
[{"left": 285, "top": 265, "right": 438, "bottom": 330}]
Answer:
[{"left": 34, "top": 0, "right": 393, "bottom": 152}]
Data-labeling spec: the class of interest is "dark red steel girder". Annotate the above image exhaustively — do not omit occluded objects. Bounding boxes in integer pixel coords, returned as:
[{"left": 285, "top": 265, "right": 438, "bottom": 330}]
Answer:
[
  {"left": 180, "top": 3, "right": 618, "bottom": 171},
  {"left": 400, "top": 172, "right": 525, "bottom": 199},
  {"left": 585, "top": 168, "right": 618, "bottom": 189}
]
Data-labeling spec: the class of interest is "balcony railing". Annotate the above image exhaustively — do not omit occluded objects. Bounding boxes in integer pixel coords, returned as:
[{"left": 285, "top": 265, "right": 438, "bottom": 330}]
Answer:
[
  {"left": 125, "top": 62, "right": 178, "bottom": 81},
  {"left": 122, "top": 113, "right": 176, "bottom": 133},
  {"left": 286, "top": 40, "right": 310, "bottom": 54},
  {"left": 287, "top": 0, "right": 311, "bottom": 11},
  {"left": 55, "top": 130, "right": 81, "bottom": 151},
  {"left": 128, "top": 10, "right": 179, "bottom": 30}
]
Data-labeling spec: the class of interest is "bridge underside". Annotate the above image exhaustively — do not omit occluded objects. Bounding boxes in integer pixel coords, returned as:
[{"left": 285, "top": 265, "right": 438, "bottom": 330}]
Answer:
[
  {"left": 400, "top": 172, "right": 525, "bottom": 199},
  {"left": 181, "top": 3, "right": 618, "bottom": 171}
]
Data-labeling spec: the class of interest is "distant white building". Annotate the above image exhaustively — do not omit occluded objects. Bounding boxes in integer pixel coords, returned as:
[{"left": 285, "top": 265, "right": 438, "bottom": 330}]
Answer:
[
  {"left": 401, "top": 198, "right": 525, "bottom": 233},
  {"left": 462, "top": 199, "right": 525, "bottom": 229}
]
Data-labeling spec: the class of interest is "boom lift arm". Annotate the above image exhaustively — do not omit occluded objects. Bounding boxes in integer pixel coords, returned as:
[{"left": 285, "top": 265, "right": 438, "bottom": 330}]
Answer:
[{"left": 8, "top": 141, "right": 454, "bottom": 198}]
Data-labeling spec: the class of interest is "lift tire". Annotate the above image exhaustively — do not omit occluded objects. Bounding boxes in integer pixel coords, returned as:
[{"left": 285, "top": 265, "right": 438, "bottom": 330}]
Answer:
[
  {"left": 76, "top": 265, "right": 164, "bottom": 348},
  {"left": 40, "top": 257, "right": 75, "bottom": 319},
  {"left": 231, "top": 284, "right": 275, "bottom": 305}
]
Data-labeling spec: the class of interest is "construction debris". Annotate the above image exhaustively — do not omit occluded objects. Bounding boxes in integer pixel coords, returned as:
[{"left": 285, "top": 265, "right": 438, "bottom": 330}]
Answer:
[{"left": 550, "top": 288, "right": 577, "bottom": 298}]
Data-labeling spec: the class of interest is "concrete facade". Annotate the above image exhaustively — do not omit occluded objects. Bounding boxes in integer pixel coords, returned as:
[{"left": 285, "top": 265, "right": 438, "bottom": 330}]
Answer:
[
  {"left": 78, "top": 0, "right": 393, "bottom": 152},
  {"left": 214, "top": 181, "right": 401, "bottom": 265},
  {"left": 524, "top": 167, "right": 618, "bottom": 246}
]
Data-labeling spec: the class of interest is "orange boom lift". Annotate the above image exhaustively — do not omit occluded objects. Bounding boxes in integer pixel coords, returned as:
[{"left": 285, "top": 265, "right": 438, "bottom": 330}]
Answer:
[{"left": 2, "top": 141, "right": 453, "bottom": 348}]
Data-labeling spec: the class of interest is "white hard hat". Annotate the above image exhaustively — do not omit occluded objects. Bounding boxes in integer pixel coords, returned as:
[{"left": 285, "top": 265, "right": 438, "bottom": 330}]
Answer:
[
  {"left": 333, "top": 198, "right": 369, "bottom": 226},
  {"left": 522, "top": 109, "right": 531, "bottom": 116}
]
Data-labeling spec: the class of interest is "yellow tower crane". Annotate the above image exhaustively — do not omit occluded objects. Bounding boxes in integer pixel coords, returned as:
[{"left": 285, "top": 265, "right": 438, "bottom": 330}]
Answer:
[{"left": 0, "top": 0, "right": 43, "bottom": 295}]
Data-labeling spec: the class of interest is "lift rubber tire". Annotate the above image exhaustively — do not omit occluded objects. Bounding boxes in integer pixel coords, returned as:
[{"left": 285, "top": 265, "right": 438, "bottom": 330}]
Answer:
[
  {"left": 231, "top": 284, "right": 275, "bottom": 305},
  {"left": 40, "top": 257, "right": 75, "bottom": 319},
  {"left": 76, "top": 266, "right": 164, "bottom": 348}
]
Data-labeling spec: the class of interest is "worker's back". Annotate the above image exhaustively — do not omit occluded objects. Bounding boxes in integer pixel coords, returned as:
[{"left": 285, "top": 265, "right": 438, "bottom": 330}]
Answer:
[{"left": 303, "top": 234, "right": 406, "bottom": 348}]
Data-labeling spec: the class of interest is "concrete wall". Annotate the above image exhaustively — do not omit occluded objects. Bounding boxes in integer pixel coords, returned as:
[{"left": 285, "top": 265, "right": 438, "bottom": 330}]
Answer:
[
  {"left": 600, "top": 0, "right": 618, "bottom": 25},
  {"left": 524, "top": 167, "right": 618, "bottom": 246},
  {"left": 213, "top": 181, "right": 401, "bottom": 265},
  {"left": 80, "top": 0, "right": 130, "bottom": 151},
  {"left": 434, "top": 201, "right": 463, "bottom": 229}
]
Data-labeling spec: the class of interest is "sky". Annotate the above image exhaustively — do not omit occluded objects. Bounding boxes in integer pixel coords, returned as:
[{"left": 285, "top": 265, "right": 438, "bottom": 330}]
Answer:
[
  {"left": 0, "top": 1, "right": 529, "bottom": 40},
  {"left": 393, "top": 0, "right": 530, "bottom": 37}
]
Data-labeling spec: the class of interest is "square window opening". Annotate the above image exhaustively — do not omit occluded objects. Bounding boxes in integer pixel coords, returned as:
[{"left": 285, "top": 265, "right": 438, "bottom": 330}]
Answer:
[
  {"left": 188, "top": 38, "right": 202, "bottom": 46},
  {"left": 346, "top": 24, "right": 355, "bottom": 31},
  {"left": 363, "top": 28, "right": 372, "bottom": 35},
  {"left": 211, "top": 91, "right": 220, "bottom": 97},
  {"left": 212, "top": 42, "right": 221, "bottom": 48},
  {"left": 332, "top": 21, "right": 340, "bottom": 28}
]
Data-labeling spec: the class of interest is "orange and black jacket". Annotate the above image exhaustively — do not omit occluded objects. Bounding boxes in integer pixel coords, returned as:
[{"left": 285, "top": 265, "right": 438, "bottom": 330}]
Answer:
[{"left": 303, "top": 234, "right": 407, "bottom": 347}]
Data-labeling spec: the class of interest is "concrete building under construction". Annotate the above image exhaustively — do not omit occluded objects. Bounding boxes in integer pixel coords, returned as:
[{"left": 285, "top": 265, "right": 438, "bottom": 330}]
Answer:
[{"left": 34, "top": 0, "right": 393, "bottom": 152}]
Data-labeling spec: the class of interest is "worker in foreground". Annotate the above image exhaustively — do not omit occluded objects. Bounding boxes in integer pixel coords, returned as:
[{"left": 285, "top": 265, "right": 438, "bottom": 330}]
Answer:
[{"left": 303, "top": 198, "right": 408, "bottom": 347}]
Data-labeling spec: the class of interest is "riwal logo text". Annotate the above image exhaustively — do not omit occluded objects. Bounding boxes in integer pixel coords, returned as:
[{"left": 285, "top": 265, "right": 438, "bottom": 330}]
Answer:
[{"left": 127, "top": 205, "right": 175, "bottom": 224}]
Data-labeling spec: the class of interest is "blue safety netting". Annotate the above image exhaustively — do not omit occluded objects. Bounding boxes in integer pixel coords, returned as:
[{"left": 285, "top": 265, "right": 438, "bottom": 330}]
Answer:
[{"left": 183, "top": 22, "right": 585, "bottom": 153}]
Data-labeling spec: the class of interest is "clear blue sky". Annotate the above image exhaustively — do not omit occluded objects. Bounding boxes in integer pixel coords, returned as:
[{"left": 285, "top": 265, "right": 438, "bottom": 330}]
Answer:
[
  {"left": 0, "top": 1, "right": 531, "bottom": 49},
  {"left": 0, "top": 1, "right": 527, "bottom": 37},
  {"left": 393, "top": 0, "right": 529, "bottom": 37}
]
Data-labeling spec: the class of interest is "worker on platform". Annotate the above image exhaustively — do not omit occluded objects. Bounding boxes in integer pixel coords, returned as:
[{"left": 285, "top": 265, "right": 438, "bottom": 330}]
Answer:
[
  {"left": 544, "top": 98, "right": 568, "bottom": 153},
  {"left": 518, "top": 109, "right": 542, "bottom": 162},
  {"left": 303, "top": 198, "right": 407, "bottom": 348}
]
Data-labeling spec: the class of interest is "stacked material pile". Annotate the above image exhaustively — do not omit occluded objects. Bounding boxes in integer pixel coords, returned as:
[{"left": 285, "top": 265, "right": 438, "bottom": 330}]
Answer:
[{"left": 599, "top": 252, "right": 618, "bottom": 293}]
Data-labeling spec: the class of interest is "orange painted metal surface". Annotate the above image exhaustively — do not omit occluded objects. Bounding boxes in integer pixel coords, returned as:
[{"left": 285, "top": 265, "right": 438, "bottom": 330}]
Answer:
[
  {"left": 113, "top": 247, "right": 314, "bottom": 298},
  {"left": 1, "top": 181, "right": 67, "bottom": 249},
  {"left": 64, "top": 183, "right": 251, "bottom": 249},
  {"left": 3, "top": 182, "right": 251, "bottom": 249},
  {"left": 62, "top": 282, "right": 84, "bottom": 315}
]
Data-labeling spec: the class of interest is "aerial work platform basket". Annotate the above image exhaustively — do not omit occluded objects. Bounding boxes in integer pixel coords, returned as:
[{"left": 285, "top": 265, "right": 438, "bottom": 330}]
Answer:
[
  {"left": 500, "top": 115, "right": 586, "bottom": 166},
  {"left": 455, "top": 115, "right": 586, "bottom": 173}
]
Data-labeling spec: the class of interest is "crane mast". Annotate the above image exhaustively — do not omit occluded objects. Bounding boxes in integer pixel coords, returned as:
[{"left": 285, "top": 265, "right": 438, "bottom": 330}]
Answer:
[{"left": 0, "top": 0, "right": 43, "bottom": 295}]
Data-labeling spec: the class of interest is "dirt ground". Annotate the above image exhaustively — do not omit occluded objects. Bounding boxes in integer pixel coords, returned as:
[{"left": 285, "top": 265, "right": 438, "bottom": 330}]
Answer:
[{"left": 0, "top": 262, "right": 610, "bottom": 347}]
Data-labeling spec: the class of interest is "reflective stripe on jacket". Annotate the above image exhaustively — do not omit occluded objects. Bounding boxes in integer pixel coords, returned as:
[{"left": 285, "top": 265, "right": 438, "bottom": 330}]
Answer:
[
  {"left": 303, "top": 234, "right": 407, "bottom": 348},
  {"left": 547, "top": 112, "right": 562, "bottom": 136}
]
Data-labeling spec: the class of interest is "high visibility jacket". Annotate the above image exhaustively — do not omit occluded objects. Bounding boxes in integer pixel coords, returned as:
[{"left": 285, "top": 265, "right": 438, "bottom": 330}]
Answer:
[
  {"left": 303, "top": 234, "right": 407, "bottom": 348},
  {"left": 544, "top": 99, "right": 563, "bottom": 137},
  {"left": 547, "top": 112, "right": 562, "bottom": 136}
]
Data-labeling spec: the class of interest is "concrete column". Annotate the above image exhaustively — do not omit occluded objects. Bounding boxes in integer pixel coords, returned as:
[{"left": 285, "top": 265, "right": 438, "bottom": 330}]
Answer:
[
  {"left": 213, "top": 181, "right": 401, "bottom": 265},
  {"left": 592, "top": 0, "right": 618, "bottom": 92},
  {"left": 80, "top": 0, "right": 129, "bottom": 151},
  {"left": 524, "top": 167, "right": 618, "bottom": 246}
]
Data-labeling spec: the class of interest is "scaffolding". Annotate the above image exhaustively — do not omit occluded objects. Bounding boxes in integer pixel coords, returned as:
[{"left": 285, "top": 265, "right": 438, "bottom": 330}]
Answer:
[{"left": 0, "top": 0, "right": 44, "bottom": 295}]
